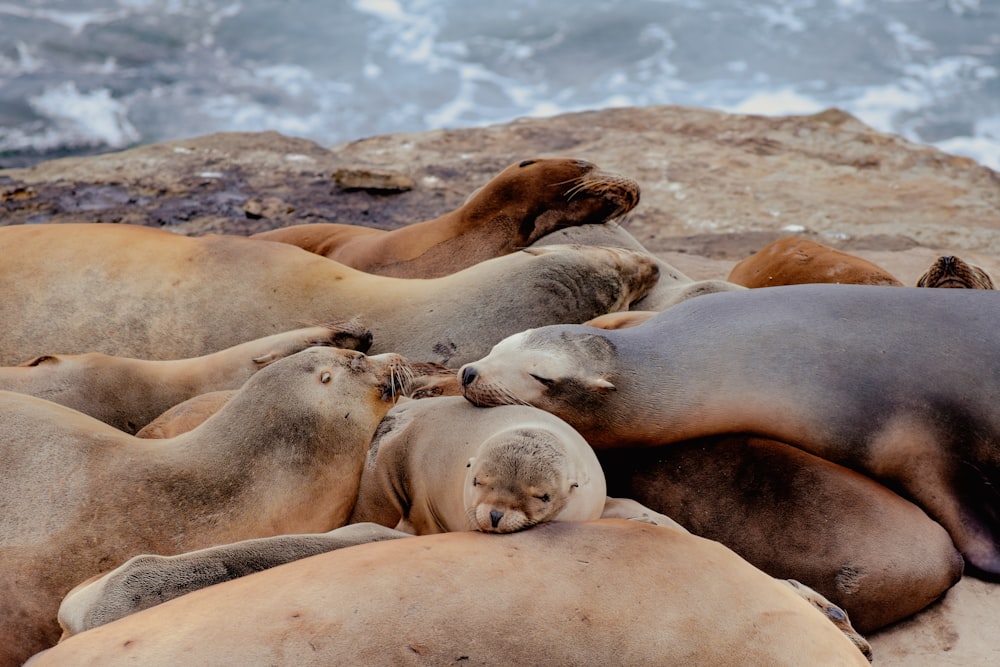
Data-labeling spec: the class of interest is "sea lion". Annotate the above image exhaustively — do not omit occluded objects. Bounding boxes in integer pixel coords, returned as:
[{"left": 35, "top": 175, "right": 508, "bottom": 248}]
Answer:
[
  {"left": 916, "top": 255, "right": 995, "bottom": 289},
  {"left": 250, "top": 157, "right": 640, "bottom": 277},
  {"left": 135, "top": 362, "right": 462, "bottom": 438},
  {"left": 348, "top": 397, "right": 608, "bottom": 534},
  {"left": 0, "top": 322, "right": 370, "bottom": 434},
  {"left": 0, "top": 346, "right": 409, "bottom": 667},
  {"left": 584, "top": 310, "right": 657, "bottom": 329},
  {"left": 27, "top": 521, "right": 871, "bottom": 666},
  {"left": 597, "top": 436, "right": 963, "bottom": 632},
  {"left": 459, "top": 284, "right": 1000, "bottom": 579},
  {"left": 727, "top": 237, "right": 903, "bottom": 287},
  {"left": 532, "top": 220, "right": 746, "bottom": 309},
  {"left": 0, "top": 222, "right": 658, "bottom": 366},
  {"left": 58, "top": 523, "right": 412, "bottom": 640}
]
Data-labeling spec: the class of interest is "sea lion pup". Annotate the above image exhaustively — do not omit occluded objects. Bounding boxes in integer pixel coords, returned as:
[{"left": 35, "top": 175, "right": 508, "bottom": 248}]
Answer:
[
  {"left": 533, "top": 220, "right": 746, "bottom": 309},
  {"left": 0, "top": 347, "right": 409, "bottom": 667},
  {"left": 349, "top": 397, "right": 607, "bottom": 534},
  {"left": 0, "top": 222, "right": 658, "bottom": 367},
  {"left": 58, "top": 523, "right": 412, "bottom": 640},
  {"left": 0, "top": 322, "right": 370, "bottom": 434},
  {"left": 916, "top": 255, "right": 995, "bottom": 289},
  {"left": 597, "top": 437, "right": 963, "bottom": 632},
  {"left": 27, "top": 521, "right": 872, "bottom": 667},
  {"left": 250, "top": 157, "right": 640, "bottom": 277},
  {"left": 726, "top": 237, "right": 903, "bottom": 287},
  {"left": 459, "top": 285, "right": 1000, "bottom": 579}
]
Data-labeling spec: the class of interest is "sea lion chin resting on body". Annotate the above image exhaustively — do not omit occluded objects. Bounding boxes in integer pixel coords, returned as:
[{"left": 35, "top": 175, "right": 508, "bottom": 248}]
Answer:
[
  {"left": 250, "top": 157, "right": 640, "bottom": 278},
  {"left": 0, "top": 347, "right": 409, "bottom": 667},
  {"left": 348, "top": 397, "right": 609, "bottom": 534},
  {"left": 0, "top": 222, "right": 658, "bottom": 367},
  {"left": 916, "top": 255, "right": 995, "bottom": 289},
  {"left": 28, "top": 521, "right": 871, "bottom": 667},
  {"left": 0, "top": 322, "right": 371, "bottom": 434},
  {"left": 459, "top": 284, "right": 1000, "bottom": 579},
  {"left": 727, "top": 237, "right": 903, "bottom": 287}
]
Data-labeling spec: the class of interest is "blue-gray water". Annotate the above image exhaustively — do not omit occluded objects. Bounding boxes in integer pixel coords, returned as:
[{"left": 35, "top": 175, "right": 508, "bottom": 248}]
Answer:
[{"left": 1, "top": 0, "right": 997, "bottom": 169}]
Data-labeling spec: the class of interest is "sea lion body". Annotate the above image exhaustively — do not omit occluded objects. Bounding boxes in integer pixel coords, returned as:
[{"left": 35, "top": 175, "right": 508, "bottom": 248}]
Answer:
[
  {"left": 916, "top": 255, "right": 995, "bottom": 289},
  {"left": 0, "top": 223, "right": 658, "bottom": 366},
  {"left": 0, "top": 323, "right": 370, "bottom": 433},
  {"left": 251, "top": 158, "right": 640, "bottom": 277},
  {"left": 28, "top": 521, "right": 871, "bottom": 666},
  {"left": 349, "top": 396, "right": 608, "bottom": 534},
  {"left": 597, "top": 436, "right": 963, "bottom": 632},
  {"left": 0, "top": 347, "right": 407, "bottom": 667},
  {"left": 460, "top": 285, "right": 1000, "bottom": 578},
  {"left": 727, "top": 237, "right": 903, "bottom": 287},
  {"left": 58, "top": 523, "right": 411, "bottom": 640}
]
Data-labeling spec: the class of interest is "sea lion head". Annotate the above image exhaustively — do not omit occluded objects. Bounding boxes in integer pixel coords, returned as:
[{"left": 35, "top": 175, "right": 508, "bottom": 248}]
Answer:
[
  {"left": 463, "top": 428, "right": 584, "bottom": 533},
  {"left": 464, "top": 158, "right": 640, "bottom": 246},
  {"left": 459, "top": 327, "right": 617, "bottom": 424},
  {"left": 916, "top": 255, "right": 995, "bottom": 289}
]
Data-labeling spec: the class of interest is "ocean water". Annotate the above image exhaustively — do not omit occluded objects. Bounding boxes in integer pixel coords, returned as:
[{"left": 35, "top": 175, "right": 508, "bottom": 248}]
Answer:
[{"left": 1, "top": 0, "right": 997, "bottom": 169}]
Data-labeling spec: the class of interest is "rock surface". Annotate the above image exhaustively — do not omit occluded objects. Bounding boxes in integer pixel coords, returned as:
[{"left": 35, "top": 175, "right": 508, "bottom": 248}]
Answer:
[{"left": 3, "top": 105, "right": 1000, "bottom": 664}]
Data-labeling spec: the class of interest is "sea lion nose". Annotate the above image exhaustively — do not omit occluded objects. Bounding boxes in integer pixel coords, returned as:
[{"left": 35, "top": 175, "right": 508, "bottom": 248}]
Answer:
[
  {"left": 461, "top": 366, "right": 478, "bottom": 387},
  {"left": 941, "top": 256, "right": 956, "bottom": 269},
  {"left": 357, "top": 332, "right": 373, "bottom": 353},
  {"left": 489, "top": 509, "right": 504, "bottom": 528}
]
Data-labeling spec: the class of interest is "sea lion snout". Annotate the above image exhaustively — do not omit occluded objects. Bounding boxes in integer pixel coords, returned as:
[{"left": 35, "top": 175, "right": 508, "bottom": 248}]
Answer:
[
  {"left": 461, "top": 367, "right": 478, "bottom": 387},
  {"left": 489, "top": 509, "right": 504, "bottom": 528}
]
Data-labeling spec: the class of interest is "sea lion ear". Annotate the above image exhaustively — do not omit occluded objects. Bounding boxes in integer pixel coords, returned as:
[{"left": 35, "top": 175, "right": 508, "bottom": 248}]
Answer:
[
  {"left": 466, "top": 457, "right": 475, "bottom": 468},
  {"left": 252, "top": 353, "right": 278, "bottom": 365},
  {"left": 588, "top": 377, "right": 616, "bottom": 391},
  {"left": 20, "top": 355, "right": 59, "bottom": 367}
]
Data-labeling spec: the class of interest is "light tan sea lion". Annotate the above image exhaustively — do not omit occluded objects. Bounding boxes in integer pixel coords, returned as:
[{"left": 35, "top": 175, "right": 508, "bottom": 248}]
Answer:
[
  {"left": 250, "top": 157, "right": 640, "bottom": 277},
  {"left": 459, "top": 285, "right": 1000, "bottom": 579},
  {"left": 135, "top": 362, "right": 462, "bottom": 438},
  {"left": 58, "top": 523, "right": 412, "bottom": 640},
  {"left": 348, "top": 397, "right": 608, "bottom": 534},
  {"left": 584, "top": 309, "right": 657, "bottom": 329},
  {"left": 916, "top": 255, "right": 996, "bottom": 289},
  {"left": 0, "top": 347, "right": 408, "bottom": 667},
  {"left": 597, "top": 436, "right": 963, "bottom": 632},
  {"left": 0, "top": 222, "right": 658, "bottom": 367},
  {"left": 533, "top": 220, "right": 746, "bottom": 309},
  {"left": 727, "top": 237, "right": 903, "bottom": 287},
  {"left": 27, "top": 521, "right": 871, "bottom": 666},
  {"left": 0, "top": 322, "right": 370, "bottom": 434}
]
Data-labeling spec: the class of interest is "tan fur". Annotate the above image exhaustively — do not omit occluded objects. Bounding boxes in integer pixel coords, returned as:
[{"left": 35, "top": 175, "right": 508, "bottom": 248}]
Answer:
[
  {"left": 0, "top": 323, "right": 370, "bottom": 434},
  {"left": 0, "top": 347, "right": 407, "bottom": 667},
  {"left": 251, "top": 158, "right": 640, "bottom": 277},
  {"left": 348, "top": 397, "right": 608, "bottom": 534},
  {"left": 585, "top": 310, "right": 657, "bottom": 329},
  {"left": 27, "top": 521, "right": 872, "bottom": 666},
  {"left": 728, "top": 237, "right": 903, "bottom": 287},
  {"left": 0, "top": 223, "right": 658, "bottom": 367},
  {"left": 916, "top": 255, "right": 995, "bottom": 289},
  {"left": 58, "top": 523, "right": 411, "bottom": 640}
]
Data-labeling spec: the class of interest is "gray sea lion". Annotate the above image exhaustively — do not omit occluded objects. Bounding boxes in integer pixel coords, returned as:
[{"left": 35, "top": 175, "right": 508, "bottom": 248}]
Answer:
[
  {"left": 0, "top": 322, "right": 370, "bottom": 433},
  {"left": 27, "top": 521, "right": 871, "bottom": 666},
  {"left": 0, "top": 222, "right": 658, "bottom": 366},
  {"left": 251, "top": 157, "right": 640, "bottom": 277},
  {"left": 459, "top": 284, "right": 1000, "bottom": 579},
  {"left": 916, "top": 255, "right": 995, "bottom": 289},
  {"left": 0, "top": 347, "right": 408, "bottom": 667}
]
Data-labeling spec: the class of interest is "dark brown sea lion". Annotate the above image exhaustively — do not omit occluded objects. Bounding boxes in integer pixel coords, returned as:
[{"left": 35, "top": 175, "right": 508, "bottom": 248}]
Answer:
[
  {"left": 251, "top": 157, "right": 640, "bottom": 277},
  {"left": 596, "top": 436, "right": 963, "bottom": 632},
  {"left": 459, "top": 284, "right": 1000, "bottom": 579},
  {"left": 727, "top": 237, "right": 903, "bottom": 287},
  {"left": 916, "top": 255, "right": 995, "bottom": 289}
]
